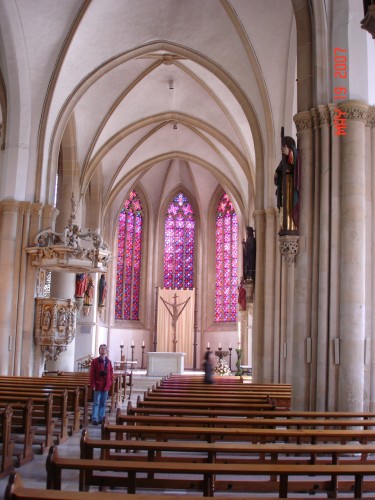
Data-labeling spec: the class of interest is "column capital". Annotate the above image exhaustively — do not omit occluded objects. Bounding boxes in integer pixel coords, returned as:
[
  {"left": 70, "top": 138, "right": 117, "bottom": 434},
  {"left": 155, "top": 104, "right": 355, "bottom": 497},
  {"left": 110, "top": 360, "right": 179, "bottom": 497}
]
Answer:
[
  {"left": 29, "top": 202, "right": 43, "bottom": 217},
  {"left": 337, "top": 100, "right": 368, "bottom": 123},
  {"left": 264, "top": 207, "right": 278, "bottom": 221},
  {"left": 0, "top": 199, "right": 21, "bottom": 214},
  {"left": 366, "top": 106, "right": 375, "bottom": 128},
  {"left": 42, "top": 205, "right": 59, "bottom": 223},
  {"left": 253, "top": 209, "right": 265, "bottom": 221},
  {"left": 279, "top": 234, "right": 299, "bottom": 265},
  {"left": 294, "top": 110, "right": 314, "bottom": 132}
]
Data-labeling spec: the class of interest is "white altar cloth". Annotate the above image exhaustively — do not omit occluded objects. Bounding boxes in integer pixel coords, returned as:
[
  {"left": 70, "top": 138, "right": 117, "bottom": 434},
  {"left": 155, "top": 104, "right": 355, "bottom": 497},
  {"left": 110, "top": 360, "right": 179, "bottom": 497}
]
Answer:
[{"left": 147, "top": 352, "right": 185, "bottom": 376}]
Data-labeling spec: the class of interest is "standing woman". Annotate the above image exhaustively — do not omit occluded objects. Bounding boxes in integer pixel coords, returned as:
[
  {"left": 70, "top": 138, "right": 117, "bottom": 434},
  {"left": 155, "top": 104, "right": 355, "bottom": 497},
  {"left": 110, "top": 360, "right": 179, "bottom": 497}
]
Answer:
[
  {"left": 203, "top": 350, "right": 215, "bottom": 384},
  {"left": 89, "top": 344, "right": 114, "bottom": 424}
]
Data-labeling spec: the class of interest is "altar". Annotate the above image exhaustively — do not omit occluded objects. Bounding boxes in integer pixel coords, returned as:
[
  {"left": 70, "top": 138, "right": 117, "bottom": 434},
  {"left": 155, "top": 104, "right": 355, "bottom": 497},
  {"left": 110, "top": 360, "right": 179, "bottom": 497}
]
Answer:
[{"left": 147, "top": 352, "right": 185, "bottom": 376}]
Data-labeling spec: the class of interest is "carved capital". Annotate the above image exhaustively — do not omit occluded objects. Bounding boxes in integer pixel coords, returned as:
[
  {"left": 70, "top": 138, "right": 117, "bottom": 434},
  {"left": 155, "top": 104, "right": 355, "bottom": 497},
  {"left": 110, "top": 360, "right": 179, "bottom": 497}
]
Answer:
[
  {"left": 0, "top": 199, "right": 21, "bottom": 214},
  {"left": 366, "top": 106, "right": 375, "bottom": 128},
  {"left": 279, "top": 234, "right": 299, "bottom": 265},
  {"left": 294, "top": 111, "right": 314, "bottom": 132},
  {"left": 316, "top": 105, "right": 331, "bottom": 127},
  {"left": 337, "top": 101, "right": 368, "bottom": 123}
]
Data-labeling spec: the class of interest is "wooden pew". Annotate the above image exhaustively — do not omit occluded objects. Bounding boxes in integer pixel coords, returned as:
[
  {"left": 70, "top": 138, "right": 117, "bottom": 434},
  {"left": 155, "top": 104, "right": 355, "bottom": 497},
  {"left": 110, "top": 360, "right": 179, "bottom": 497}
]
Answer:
[
  {"left": 0, "top": 399, "right": 34, "bottom": 466},
  {"left": 102, "top": 421, "right": 375, "bottom": 444},
  {"left": 54, "top": 372, "right": 123, "bottom": 414},
  {"left": 0, "top": 404, "right": 15, "bottom": 478},
  {"left": 0, "top": 394, "right": 54, "bottom": 453},
  {"left": 4, "top": 471, "right": 312, "bottom": 500},
  {"left": 80, "top": 427, "right": 375, "bottom": 465},
  {"left": 1, "top": 376, "right": 89, "bottom": 430},
  {"left": 116, "top": 409, "right": 375, "bottom": 433},
  {"left": 136, "top": 397, "right": 275, "bottom": 411},
  {"left": 45, "top": 444, "right": 375, "bottom": 497},
  {"left": 127, "top": 401, "right": 375, "bottom": 421},
  {"left": 0, "top": 387, "right": 68, "bottom": 445}
]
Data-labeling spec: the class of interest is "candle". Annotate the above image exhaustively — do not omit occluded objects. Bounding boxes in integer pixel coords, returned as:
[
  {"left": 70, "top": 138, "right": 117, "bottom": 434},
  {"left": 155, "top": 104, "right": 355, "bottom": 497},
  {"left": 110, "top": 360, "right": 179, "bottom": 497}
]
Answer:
[
  {"left": 219, "top": 342, "right": 222, "bottom": 348},
  {"left": 131, "top": 340, "right": 135, "bottom": 347},
  {"left": 229, "top": 342, "right": 232, "bottom": 348},
  {"left": 142, "top": 340, "right": 145, "bottom": 347},
  {"left": 207, "top": 342, "right": 210, "bottom": 348},
  {"left": 121, "top": 339, "right": 124, "bottom": 346}
]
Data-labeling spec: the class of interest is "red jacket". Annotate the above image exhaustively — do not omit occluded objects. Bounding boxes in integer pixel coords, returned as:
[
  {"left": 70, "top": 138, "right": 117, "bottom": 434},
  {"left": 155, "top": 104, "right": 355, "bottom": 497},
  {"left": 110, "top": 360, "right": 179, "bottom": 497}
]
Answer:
[{"left": 89, "top": 356, "right": 114, "bottom": 391}]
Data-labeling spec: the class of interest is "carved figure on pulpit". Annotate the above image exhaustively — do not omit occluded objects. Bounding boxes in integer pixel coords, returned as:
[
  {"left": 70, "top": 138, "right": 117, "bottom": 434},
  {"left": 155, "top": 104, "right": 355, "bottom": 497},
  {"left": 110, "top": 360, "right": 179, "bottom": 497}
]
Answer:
[
  {"left": 84, "top": 275, "right": 94, "bottom": 306},
  {"left": 75, "top": 273, "right": 87, "bottom": 298},
  {"left": 42, "top": 308, "right": 52, "bottom": 331}
]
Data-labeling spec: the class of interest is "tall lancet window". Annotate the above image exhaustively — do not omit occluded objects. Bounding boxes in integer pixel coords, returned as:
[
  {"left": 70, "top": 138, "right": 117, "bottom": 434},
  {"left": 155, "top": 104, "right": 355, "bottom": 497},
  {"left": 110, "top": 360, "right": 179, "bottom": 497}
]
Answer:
[
  {"left": 115, "top": 190, "right": 143, "bottom": 320},
  {"left": 215, "top": 193, "right": 238, "bottom": 322},
  {"left": 164, "top": 193, "right": 195, "bottom": 289}
]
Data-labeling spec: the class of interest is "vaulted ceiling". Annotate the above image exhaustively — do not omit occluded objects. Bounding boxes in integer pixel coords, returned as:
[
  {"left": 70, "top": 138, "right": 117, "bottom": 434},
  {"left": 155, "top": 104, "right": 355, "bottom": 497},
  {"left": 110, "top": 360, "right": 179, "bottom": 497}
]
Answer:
[{"left": 0, "top": 0, "right": 297, "bottom": 232}]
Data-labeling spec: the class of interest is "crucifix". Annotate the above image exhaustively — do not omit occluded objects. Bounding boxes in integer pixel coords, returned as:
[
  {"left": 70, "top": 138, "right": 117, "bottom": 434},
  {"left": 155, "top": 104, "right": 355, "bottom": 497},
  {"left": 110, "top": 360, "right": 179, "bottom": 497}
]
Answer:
[{"left": 160, "top": 293, "right": 191, "bottom": 352}]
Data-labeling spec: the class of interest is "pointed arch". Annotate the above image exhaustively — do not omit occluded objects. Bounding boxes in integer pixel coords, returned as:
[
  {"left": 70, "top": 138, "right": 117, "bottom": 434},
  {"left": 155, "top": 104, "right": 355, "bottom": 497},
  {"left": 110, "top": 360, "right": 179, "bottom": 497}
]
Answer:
[
  {"left": 115, "top": 189, "right": 144, "bottom": 320},
  {"left": 214, "top": 192, "right": 238, "bottom": 322},
  {"left": 163, "top": 192, "right": 196, "bottom": 290}
]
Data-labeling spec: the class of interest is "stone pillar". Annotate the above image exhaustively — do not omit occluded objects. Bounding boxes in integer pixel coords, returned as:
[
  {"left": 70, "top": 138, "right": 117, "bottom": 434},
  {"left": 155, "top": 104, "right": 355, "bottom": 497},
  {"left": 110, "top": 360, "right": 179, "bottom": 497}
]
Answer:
[
  {"left": 0, "top": 201, "right": 21, "bottom": 374},
  {"left": 337, "top": 101, "right": 368, "bottom": 412},
  {"left": 292, "top": 111, "right": 315, "bottom": 409},
  {"left": 252, "top": 209, "right": 265, "bottom": 382},
  {"left": 263, "top": 208, "right": 277, "bottom": 382},
  {"left": 13, "top": 202, "right": 31, "bottom": 375},
  {"left": 315, "top": 105, "right": 332, "bottom": 410}
]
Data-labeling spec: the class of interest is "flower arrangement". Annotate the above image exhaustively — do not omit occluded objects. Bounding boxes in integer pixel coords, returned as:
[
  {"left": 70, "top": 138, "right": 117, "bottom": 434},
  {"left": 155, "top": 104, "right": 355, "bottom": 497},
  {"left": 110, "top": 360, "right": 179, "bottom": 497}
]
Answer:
[
  {"left": 214, "top": 358, "right": 232, "bottom": 376},
  {"left": 81, "top": 354, "right": 93, "bottom": 369}
]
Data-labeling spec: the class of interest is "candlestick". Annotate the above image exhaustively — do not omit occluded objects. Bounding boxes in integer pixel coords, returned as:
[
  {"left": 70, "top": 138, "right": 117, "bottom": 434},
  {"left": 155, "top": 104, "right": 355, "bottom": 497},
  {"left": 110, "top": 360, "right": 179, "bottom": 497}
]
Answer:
[
  {"left": 131, "top": 344, "right": 135, "bottom": 362},
  {"left": 229, "top": 347, "right": 233, "bottom": 371},
  {"left": 141, "top": 345, "right": 145, "bottom": 369}
]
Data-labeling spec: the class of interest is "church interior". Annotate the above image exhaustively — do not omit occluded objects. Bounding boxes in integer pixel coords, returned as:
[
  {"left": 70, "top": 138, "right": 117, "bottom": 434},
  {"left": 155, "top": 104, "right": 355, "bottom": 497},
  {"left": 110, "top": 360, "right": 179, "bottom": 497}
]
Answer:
[{"left": 1, "top": 0, "right": 375, "bottom": 417}]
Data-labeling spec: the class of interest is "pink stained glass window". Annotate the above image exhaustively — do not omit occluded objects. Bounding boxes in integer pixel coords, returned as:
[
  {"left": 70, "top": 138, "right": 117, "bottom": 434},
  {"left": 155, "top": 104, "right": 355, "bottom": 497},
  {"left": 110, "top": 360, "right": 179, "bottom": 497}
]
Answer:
[
  {"left": 164, "top": 193, "right": 195, "bottom": 289},
  {"left": 115, "top": 190, "right": 143, "bottom": 320},
  {"left": 215, "top": 193, "right": 238, "bottom": 322}
]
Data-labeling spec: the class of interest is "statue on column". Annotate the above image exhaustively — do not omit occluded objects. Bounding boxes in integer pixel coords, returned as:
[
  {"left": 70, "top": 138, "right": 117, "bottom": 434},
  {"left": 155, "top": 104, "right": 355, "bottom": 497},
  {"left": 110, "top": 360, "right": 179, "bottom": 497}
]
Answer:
[
  {"left": 84, "top": 274, "right": 94, "bottom": 306},
  {"left": 274, "top": 129, "right": 300, "bottom": 232},
  {"left": 75, "top": 273, "right": 87, "bottom": 298},
  {"left": 98, "top": 274, "right": 107, "bottom": 306},
  {"left": 242, "top": 226, "right": 256, "bottom": 282},
  {"left": 238, "top": 279, "right": 246, "bottom": 311}
]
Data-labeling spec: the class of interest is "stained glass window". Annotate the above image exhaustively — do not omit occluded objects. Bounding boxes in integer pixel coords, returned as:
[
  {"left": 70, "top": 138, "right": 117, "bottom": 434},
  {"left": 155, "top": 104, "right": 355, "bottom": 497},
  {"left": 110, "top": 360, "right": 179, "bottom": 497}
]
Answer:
[
  {"left": 215, "top": 193, "right": 238, "bottom": 322},
  {"left": 164, "top": 193, "right": 195, "bottom": 289},
  {"left": 115, "top": 190, "right": 143, "bottom": 320}
]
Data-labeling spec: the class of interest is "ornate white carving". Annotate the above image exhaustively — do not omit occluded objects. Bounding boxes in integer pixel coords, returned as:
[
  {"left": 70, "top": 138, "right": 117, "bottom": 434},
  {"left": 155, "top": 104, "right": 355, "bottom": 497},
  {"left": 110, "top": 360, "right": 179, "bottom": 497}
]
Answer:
[
  {"left": 26, "top": 219, "right": 110, "bottom": 273},
  {"left": 279, "top": 234, "right": 299, "bottom": 265},
  {"left": 35, "top": 298, "right": 77, "bottom": 361}
]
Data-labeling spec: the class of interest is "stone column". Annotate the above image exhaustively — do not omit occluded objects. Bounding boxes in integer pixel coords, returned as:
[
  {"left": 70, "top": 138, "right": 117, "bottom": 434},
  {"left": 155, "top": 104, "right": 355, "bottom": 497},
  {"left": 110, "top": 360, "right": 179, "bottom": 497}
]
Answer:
[
  {"left": 292, "top": 111, "right": 315, "bottom": 410},
  {"left": 0, "top": 201, "right": 21, "bottom": 374},
  {"left": 337, "top": 101, "right": 368, "bottom": 412},
  {"left": 252, "top": 209, "right": 265, "bottom": 382},
  {"left": 263, "top": 208, "right": 277, "bottom": 382},
  {"left": 315, "top": 105, "right": 332, "bottom": 410}
]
